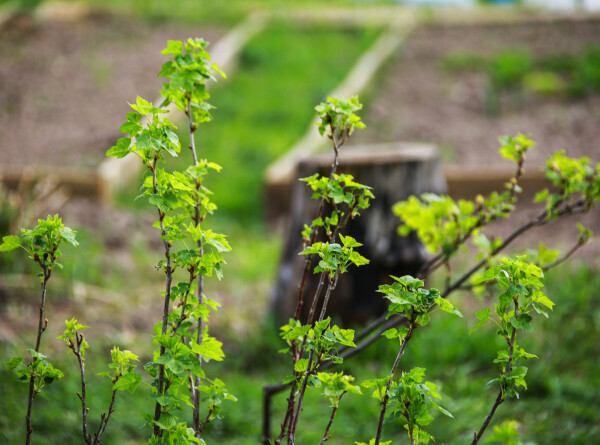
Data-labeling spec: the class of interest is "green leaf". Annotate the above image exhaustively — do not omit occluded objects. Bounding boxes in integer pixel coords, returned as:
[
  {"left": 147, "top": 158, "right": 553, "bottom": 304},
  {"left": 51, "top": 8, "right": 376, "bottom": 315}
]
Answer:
[
  {"left": 6, "top": 356, "right": 23, "bottom": 370},
  {"left": 470, "top": 308, "right": 491, "bottom": 334},
  {"left": 161, "top": 40, "right": 184, "bottom": 56},
  {"left": 532, "top": 291, "right": 555, "bottom": 311},
  {"left": 294, "top": 359, "right": 308, "bottom": 373},
  {"left": 340, "top": 234, "right": 362, "bottom": 248},
  {"left": 510, "top": 314, "right": 534, "bottom": 332},
  {"left": 211, "top": 62, "right": 226, "bottom": 79},
  {"left": 472, "top": 266, "right": 500, "bottom": 285},
  {"left": 191, "top": 337, "right": 225, "bottom": 362},
  {"left": 113, "top": 372, "right": 142, "bottom": 393},
  {"left": 106, "top": 137, "right": 132, "bottom": 158},
  {"left": 435, "top": 297, "right": 463, "bottom": 318},
  {"left": 0, "top": 235, "right": 21, "bottom": 252},
  {"left": 58, "top": 227, "right": 78, "bottom": 247},
  {"left": 536, "top": 242, "right": 560, "bottom": 265},
  {"left": 149, "top": 194, "right": 177, "bottom": 213}
]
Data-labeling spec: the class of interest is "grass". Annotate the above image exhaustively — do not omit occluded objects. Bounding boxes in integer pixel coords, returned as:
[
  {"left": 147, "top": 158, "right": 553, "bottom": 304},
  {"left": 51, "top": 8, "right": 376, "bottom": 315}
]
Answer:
[
  {"left": 157, "top": 21, "right": 381, "bottom": 223},
  {"left": 1, "top": 261, "right": 599, "bottom": 443},
  {"left": 0, "top": 0, "right": 399, "bottom": 26},
  {"left": 442, "top": 46, "right": 600, "bottom": 114}
]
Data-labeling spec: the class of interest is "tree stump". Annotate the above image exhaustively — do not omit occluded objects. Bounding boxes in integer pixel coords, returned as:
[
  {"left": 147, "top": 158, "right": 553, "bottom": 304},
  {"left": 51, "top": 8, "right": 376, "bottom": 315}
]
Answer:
[{"left": 270, "top": 142, "right": 447, "bottom": 326}]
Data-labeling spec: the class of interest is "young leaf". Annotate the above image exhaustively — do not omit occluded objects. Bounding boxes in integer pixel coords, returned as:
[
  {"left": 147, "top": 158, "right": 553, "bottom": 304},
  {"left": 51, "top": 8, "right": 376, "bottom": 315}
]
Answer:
[
  {"left": 470, "top": 308, "right": 491, "bottom": 334},
  {"left": 113, "top": 373, "right": 142, "bottom": 393},
  {"left": 0, "top": 235, "right": 20, "bottom": 252}
]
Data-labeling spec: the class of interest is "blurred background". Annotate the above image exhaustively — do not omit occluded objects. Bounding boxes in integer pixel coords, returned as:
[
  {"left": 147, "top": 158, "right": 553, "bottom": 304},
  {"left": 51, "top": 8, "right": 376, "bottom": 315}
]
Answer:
[{"left": 1, "top": 0, "right": 599, "bottom": 443}]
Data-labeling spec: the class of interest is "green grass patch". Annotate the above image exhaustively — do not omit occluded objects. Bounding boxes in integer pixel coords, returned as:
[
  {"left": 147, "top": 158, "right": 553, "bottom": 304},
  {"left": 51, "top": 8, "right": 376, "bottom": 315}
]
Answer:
[
  {"left": 160, "top": 21, "right": 380, "bottom": 223},
  {"left": 443, "top": 46, "right": 600, "bottom": 114},
  {"left": 2, "top": 262, "right": 598, "bottom": 443},
  {"left": 115, "top": 21, "right": 380, "bottom": 222},
  {"left": 59, "top": 0, "right": 394, "bottom": 25}
]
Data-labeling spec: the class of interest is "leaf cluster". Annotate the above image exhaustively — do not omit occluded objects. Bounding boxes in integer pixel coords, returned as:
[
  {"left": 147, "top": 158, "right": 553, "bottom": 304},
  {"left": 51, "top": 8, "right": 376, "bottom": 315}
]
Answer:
[
  {"left": 314, "top": 372, "right": 361, "bottom": 408},
  {"left": 471, "top": 258, "right": 554, "bottom": 399},
  {"left": 535, "top": 150, "right": 600, "bottom": 219},
  {"left": 301, "top": 173, "right": 373, "bottom": 241},
  {"left": 0, "top": 214, "right": 78, "bottom": 274},
  {"left": 159, "top": 38, "right": 225, "bottom": 127},
  {"left": 6, "top": 350, "right": 63, "bottom": 394},
  {"left": 300, "top": 234, "right": 369, "bottom": 276},
  {"left": 394, "top": 134, "right": 535, "bottom": 260},
  {"left": 107, "top": 97, "right": 179, "bottom": 166},
  {"left": 281, "top": 317, "right": 356, "bottom": 371},
  {"left": 315, "top": 95, "right": 365, "bottom": 142},
  {"left": 363, "top": 368, "right": 452, "bottom": 445},
  {"left": 380, "top": 275, "right": 461, "bottom": 333}
]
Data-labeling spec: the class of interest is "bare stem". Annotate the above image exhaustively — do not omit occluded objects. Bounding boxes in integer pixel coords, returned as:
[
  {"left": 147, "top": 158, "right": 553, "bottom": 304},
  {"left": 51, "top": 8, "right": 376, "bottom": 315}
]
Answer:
[
  {"left": 198, "top": 406, "right": 214, "bottom": 434},
  {"left": 170, "top": 271, "right": 196, "bottom": 337},
  {"left": 305, "top": 272, "right": 328, "bottom": 327},
  {"left": 25, "top": 266, "right": 50, "bottom": 445},
  {"left": 472, "top": 299, "right": 518, "bottom": 444},
  {"left": 288, "top": 275, "right": 338, "bottom": 445},
  {"left": 318, "top": 394, "right": 344, "bottom": 445},
  {"left": 374, "top": 321, "right": 415, "bottom": 445},
  {"left": 152, "top": 158, "right": 173, "bottom": 437},
  {"left": 74, "top": 337, "right": 91, "bottom": 444},
  {"left": 274, "top": 385, "right": 295, "bottom": 445},
  {"left": 188, "top": 97, "right": 206, "bottom": 438},
  {"left": 94, "top": 390, "right": 117, "bottom": 444}
]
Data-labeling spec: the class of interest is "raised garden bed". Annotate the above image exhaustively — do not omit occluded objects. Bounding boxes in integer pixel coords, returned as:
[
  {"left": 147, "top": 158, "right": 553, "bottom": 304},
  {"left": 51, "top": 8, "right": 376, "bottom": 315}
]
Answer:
[
  {"left": 351, "top": 16, "right": 600, "bottom": 259},
  {"left": 0, "top": 12, "right": 224, "bottom": 170},
  {"left": 353, "top": 16, "right": 600, "bottom": 167}
]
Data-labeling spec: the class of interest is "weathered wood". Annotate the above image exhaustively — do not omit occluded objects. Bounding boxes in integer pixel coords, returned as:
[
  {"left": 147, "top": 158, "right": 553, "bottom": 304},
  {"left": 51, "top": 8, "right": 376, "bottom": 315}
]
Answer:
[
  {"left": 444, "top": 165, "right": 547, "bottom": 198},
  {"left": 270, "top": 143, "right": 446, "bottom": 325}
]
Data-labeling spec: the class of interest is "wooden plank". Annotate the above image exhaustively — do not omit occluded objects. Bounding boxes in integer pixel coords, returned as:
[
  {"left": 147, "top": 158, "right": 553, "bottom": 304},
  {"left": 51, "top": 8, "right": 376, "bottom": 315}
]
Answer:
[
  {"left": 444, "top": 165, "right": 548, "bottom": 198},
  {"left": 0, "top": 166, "right": 101, "bottom": 198},
  {"left": 264, "top": 26, "right": 414, "bottom": 187},
  {"left": 96, "top": 12, "right": 268, "bottom": 205}
]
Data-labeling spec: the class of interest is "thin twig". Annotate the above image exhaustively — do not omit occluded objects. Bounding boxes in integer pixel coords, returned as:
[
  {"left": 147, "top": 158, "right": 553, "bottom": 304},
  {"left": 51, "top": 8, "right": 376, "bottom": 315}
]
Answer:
[
  {"left": 25, "top": 266, "right": 50, "bottom": 445},
  {"left": 374, "top": 320, "right": 415, "bottom": 445},
  {"left": 318, "top": 393, "right": 344, "bottom": 445},
  {"left": 288, "top": 275, "right": 339, "bottom": 445},
  {"left": 152, "top": 156, "right": 174, "bottom": 437},
  {"left": 442, "top": 198, "right": 586, "bottom": 299},
  {"left": 198, "top": 406, "right": 214, "bottom": 434},
  {"left": 472, "top": 298, "right": 518, "bottom": 444},
  {"left": 94, "top": 390, "right": 117, "bottom": 444},
  {"left": 73, "top": 335, "right": 91, "bottom": 444},
  {"left": 187, "top": 97, "right": 206, "bottom": 438}
]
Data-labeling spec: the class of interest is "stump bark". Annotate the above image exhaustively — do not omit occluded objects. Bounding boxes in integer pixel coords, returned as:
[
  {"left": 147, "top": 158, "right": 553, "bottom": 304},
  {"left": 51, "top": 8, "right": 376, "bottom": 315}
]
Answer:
[{"left": 270, "top": 142, "right": 447, "bottom": 326}]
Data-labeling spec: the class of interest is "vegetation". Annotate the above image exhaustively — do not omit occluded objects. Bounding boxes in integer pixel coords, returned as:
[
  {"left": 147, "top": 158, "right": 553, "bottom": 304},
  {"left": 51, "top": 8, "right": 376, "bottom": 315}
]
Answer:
[
  {"left": 161, "top": 22, "right": 380, "bottom": 221},
  {"left": 443, "top": 46, "right": 600, "bottom": 113},
  {"left": 1, "top": 13, "right": 600, "bottom": 445}
]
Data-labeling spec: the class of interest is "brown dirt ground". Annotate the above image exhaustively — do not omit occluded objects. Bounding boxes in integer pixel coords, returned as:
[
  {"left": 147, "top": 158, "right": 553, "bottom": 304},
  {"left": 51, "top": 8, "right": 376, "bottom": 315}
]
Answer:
[
  {"left": 353, "top": 17, "right": 600, "bottom": 263},
  {"left": 0, "top": 12, "right": 224, "bottom": 169},
  {"left": 353, "top": 17, "right": 600, "bottom": 168},
  {"left": 0, "top": 12, "right": 226, "bottom": 341}
]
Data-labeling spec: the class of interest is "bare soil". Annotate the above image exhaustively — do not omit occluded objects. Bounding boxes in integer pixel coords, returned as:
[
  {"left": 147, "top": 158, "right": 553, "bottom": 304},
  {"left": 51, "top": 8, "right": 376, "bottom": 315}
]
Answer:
[
  {"left": 353, "top": 17, "right": 600, "bottom": 261},
  {"left": 0, "top": 12, "right": 225, "bottom": 341},
  {"left": 354, "top": 17, "right": 600, "bottom": 168},
  {"left": 0, "top": 12, "right": 224, "bottom": 169}
]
